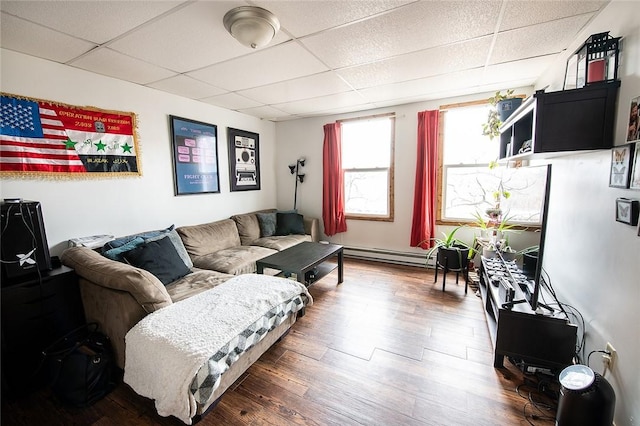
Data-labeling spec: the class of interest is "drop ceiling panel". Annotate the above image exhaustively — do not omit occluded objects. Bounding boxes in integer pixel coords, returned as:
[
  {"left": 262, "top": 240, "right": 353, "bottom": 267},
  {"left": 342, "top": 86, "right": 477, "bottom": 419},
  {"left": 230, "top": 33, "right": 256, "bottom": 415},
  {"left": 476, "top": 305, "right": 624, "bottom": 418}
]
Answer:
[
  {"left": 0, "top": 13, "right": 96, "bottom": 63},
  {"left": 500, "top": 1, "right": 604, "bottom": 31},
  {"left": 273, "top": 91, "right": 368, "bottom": 115},
  {"left": 200, "top": 92, "right": 263, "bottom": 110},
  {"left": 187, "top": 42, "right": 328, "bottom": 92},
  {"left": 237, "top": 105, "right": 291, "bottom": 120},
  {"left": 70, "top": 48, "right": 177, "bottom": 85},
  {"left": 482, "top": 56, "right": 556, "bottom": 85},
  {"left": 358, "top": 68, "right": 486, "bottom": 103},
  {"left": 490, "top": 15, "right": 593, "bottom": 64},
  {"left": 337, "top": 36, "right": 492, "bottom": 89},
  {"left": 147, "top": 75, "right": 226, "bottom": 99},
  {"left": 108, "top": 1, "right": 286, "bottom": 73},
  {"left": 237, "top": 71, "right": 354, "bottom": 104},
  {"left": 253, "top": 0, "right": 412, "bottom": 37},
  {"left": 301, "top": 0, "right": 501, "bottom": 69},
  {"left": 0, "top": 1, "right": 183, "bottom": 44}
]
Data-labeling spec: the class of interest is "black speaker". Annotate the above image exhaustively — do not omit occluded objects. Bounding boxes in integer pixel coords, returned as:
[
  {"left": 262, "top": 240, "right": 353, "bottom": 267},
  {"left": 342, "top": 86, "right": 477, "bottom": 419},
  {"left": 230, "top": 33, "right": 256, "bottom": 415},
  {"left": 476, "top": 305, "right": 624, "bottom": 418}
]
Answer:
[{"left": 1, "top": 200, "right": 52, "bottom": 282}]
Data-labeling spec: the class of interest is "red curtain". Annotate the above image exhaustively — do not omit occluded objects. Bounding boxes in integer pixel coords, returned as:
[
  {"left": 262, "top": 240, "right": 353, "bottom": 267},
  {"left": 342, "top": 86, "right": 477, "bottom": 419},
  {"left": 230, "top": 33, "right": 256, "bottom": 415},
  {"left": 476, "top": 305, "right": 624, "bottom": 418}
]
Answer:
[
  {"left": 410, "top": 110, "right": 439, "bottom": 249},
  {"left": 322, "top": 122, "right": 347, "bottom": 236}
]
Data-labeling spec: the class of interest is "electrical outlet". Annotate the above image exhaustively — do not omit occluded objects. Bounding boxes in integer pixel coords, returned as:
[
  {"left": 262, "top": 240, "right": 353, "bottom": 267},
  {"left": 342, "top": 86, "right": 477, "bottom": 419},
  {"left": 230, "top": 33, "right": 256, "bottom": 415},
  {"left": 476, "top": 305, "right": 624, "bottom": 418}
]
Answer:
[{"left": 604, "top": 342, "right": 617, "bottom": 370}]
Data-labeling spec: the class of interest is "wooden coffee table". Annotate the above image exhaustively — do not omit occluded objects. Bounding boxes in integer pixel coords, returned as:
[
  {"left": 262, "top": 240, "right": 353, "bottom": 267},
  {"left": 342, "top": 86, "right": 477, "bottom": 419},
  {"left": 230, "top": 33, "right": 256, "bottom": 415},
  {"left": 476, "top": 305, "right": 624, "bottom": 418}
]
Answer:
[{"left": 256, "top": 242, "right": 343, "bottom": 286}]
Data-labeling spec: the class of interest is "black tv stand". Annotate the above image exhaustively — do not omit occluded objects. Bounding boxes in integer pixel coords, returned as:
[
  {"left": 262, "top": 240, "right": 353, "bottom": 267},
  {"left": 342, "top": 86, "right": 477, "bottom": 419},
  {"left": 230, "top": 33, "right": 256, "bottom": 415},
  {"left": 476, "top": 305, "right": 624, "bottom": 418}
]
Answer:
[{"left": 478, "top": 257, "right": 577, "bottom": 370}]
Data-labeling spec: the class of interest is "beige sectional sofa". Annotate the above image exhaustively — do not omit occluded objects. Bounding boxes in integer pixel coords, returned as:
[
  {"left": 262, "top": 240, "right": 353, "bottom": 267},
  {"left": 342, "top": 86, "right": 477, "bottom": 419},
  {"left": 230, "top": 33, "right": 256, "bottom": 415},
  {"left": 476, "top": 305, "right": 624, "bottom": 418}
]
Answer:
[{"left": 61, "top": 209, "right": 319, "bottom": 370}]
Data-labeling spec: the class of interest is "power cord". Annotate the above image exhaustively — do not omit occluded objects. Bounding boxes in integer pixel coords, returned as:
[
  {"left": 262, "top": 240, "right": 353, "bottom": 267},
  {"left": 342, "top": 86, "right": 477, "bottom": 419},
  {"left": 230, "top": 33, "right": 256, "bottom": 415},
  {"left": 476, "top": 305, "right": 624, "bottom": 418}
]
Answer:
[{"left": 587, "top": 349, "right": 612, "bottom": 378}]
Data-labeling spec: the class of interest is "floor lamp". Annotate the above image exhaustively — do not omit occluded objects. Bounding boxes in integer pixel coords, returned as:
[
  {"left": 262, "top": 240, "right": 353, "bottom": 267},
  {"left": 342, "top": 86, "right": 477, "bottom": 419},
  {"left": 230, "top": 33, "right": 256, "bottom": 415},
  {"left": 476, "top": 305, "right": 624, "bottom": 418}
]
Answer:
[{"left": 288, "top": 158, "right": 305, "bottom": 210}]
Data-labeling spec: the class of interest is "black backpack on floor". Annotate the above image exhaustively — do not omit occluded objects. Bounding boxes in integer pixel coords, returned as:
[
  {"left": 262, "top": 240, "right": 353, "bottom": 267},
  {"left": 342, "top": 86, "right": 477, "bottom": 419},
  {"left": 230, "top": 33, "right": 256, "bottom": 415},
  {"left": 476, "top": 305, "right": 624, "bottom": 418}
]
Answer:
[{"left": 43, "top": 323, "right": 117, "bottom": 407}]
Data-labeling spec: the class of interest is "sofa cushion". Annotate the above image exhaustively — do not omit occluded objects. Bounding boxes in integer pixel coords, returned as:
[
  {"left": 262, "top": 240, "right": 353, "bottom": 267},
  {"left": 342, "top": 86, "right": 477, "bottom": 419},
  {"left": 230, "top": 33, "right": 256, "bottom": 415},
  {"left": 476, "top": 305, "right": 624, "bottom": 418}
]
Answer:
[
  {"left": 275, "top": 212, "right": 305, "bottom": 236},
  {"left": 251, "top": 235, "right": 311, "bottom": 251},
  {"left": 177, "top": 219, "right": 241, "bottom": 258},
  {"left": 256, "top": 212, "right": 277, "bottom": 237},
  {"left": 192, "top": 246, "right": 276, "bottom": 275},
  {"left": 165, "top": 269, "right": 233, "bottom": 303},
  {"left": 123, "top": 236, "right": 191, "bottom": 286},
  {"left": 230, "top": 213, "right": 261, "bottom": 245}
]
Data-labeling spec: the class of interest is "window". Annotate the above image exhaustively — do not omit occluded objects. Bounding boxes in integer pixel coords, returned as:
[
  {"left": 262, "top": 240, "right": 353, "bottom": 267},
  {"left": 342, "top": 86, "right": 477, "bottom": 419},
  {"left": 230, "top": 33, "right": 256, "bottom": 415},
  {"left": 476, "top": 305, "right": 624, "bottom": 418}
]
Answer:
[
  {"left": 439, "top": 101, "right": 547, "bottom": 226},
  {"left": 341, "top": 114, "right": 395, "bottom": 221}
]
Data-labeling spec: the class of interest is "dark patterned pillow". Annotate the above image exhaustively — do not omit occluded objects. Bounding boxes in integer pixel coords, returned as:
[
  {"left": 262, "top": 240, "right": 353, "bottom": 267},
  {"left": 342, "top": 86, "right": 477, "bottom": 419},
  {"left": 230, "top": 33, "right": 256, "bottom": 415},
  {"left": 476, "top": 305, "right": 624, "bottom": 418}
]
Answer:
[
  {"left": 123, "top": 235, "right": 190, "bottom": 285},
  {"left": 256, "top": 212, "right": 277, "bottom": 237},
  {"left": 275, "top": 212, "right": 305, "bottom": 236}
]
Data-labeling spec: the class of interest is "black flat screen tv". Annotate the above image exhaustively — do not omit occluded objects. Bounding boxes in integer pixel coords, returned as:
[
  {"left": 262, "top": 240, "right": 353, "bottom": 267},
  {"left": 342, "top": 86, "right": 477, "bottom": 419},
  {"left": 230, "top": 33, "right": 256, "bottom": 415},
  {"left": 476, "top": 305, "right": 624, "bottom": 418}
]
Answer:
[{"left": 530, "top": 164, "right": 552, "bottom": 312}]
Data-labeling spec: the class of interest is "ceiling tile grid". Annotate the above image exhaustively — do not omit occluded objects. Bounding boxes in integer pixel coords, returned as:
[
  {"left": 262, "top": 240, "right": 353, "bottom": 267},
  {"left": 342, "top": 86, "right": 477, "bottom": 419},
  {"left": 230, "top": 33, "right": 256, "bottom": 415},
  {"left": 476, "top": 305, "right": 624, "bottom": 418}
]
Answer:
[{"left": 0, "top": 0, "right": 611, "bottom": 121}]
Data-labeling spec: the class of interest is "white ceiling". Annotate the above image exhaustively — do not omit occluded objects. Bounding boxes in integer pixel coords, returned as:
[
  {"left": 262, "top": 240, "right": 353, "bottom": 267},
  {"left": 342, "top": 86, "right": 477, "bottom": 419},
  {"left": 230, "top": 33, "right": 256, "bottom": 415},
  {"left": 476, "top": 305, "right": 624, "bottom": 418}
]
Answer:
[{"left": 1, "top": 0, "right": 609, "bottom": 121}]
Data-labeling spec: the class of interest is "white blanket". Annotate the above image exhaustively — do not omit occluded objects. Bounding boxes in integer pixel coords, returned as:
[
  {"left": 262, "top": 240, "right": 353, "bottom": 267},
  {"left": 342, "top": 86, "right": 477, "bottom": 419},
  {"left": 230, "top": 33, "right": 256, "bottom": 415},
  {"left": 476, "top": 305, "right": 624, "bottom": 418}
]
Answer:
[{"left": 123, "top": 274, "right": 312, "bottom": 424}]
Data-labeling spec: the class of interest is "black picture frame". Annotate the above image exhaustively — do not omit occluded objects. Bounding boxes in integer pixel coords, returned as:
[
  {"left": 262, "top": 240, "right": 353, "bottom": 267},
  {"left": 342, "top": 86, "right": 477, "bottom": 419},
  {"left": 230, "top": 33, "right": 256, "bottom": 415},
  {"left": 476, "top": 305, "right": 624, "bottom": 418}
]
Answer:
[
  {"left": 615, "top": 198, "right": 639, "bottom": 226},
  {"left": 169, "top": 115, "right": 220, "bottom": 196},
  {"left": 227, "top": 127, "right": 260, "bottom": 192},
  {"left": 609, "top": 143, "right": 635, "bottom": 188}
]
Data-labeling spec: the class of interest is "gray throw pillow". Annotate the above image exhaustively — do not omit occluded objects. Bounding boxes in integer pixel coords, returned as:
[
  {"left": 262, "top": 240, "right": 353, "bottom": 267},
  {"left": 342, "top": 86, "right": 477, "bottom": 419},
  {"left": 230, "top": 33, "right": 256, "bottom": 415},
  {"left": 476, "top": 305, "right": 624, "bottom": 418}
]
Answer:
[{"left": 256, "top": 212, "right": 277, "bottom": 237}]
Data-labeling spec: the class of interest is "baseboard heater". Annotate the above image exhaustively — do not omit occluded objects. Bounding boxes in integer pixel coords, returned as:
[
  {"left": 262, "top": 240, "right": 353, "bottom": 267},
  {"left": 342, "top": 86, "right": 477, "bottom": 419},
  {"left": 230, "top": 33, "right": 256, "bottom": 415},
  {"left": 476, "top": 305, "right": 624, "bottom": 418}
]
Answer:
[{"left": 342, "top": 245, "right": 433, "bottom": 268}]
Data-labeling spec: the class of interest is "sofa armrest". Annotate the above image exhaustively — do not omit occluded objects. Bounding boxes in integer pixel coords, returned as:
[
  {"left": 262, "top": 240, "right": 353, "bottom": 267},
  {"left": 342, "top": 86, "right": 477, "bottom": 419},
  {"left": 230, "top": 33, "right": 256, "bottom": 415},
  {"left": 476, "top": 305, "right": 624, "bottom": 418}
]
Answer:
[
  {"left": 61, "top": 246, "right": 172, "bottom": 313},
  {"left": 304, "top": 217, "right": 320, "bottom": 242}
]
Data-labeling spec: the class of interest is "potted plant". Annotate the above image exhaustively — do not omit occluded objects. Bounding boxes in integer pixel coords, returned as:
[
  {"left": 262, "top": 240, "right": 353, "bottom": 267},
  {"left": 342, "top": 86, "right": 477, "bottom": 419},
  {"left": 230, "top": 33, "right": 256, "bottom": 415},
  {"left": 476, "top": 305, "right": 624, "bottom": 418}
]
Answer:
[
  {"left": 424, "top": 226, "right": 471, "bottom": 271},
  {"left": 518, "top": 246, "right": 539, "bottom": 274},
  {"left": 481, "top": 89, "right": 522, "bottom": 140}
]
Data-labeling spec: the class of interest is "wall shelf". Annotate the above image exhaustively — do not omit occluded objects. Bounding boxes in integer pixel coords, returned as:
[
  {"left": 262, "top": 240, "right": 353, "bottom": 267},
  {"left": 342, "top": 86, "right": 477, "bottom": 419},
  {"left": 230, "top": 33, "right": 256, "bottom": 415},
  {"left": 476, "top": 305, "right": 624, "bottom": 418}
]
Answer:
[{"left": 499, "top": 81, "right": 620, "bottom": 161}]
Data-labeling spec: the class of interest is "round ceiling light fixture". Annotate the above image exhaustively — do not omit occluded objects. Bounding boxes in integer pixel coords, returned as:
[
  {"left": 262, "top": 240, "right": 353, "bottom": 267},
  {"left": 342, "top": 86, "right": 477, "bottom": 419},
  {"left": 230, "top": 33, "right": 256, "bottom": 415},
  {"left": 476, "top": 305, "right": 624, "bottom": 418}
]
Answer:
[{"left": 223, "top": 6, "right": 280, "bottom": 49}]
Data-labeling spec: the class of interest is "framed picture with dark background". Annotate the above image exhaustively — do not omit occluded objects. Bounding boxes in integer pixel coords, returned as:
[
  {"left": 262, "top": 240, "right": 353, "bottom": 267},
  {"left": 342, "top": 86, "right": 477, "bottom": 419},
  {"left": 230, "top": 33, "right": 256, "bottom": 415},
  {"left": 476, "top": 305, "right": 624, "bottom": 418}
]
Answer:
[
  {"left": 227, "top": 127, "right": 260, "bottom": 191},
  {"left": 615, "top": 198, "right": 639, "bottom": 226},
  {"left": 169, "top": 115, "right": 220, "bottom": 196},
  {"left": 609, "top": 143, "right": 635, "bottom": 188}
]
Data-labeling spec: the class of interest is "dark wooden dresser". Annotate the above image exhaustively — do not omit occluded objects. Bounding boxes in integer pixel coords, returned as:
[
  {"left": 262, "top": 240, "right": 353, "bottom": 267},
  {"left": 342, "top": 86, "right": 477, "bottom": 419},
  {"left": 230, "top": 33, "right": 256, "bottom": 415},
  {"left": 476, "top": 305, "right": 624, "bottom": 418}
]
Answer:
[{"left": 1, "top": 265, "right": 86, "bottom": 397}]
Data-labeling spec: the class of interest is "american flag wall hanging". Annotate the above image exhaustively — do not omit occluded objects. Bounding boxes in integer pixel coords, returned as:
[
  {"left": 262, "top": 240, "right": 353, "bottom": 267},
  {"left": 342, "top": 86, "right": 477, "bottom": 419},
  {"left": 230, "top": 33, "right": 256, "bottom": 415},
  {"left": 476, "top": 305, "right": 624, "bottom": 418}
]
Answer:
[{"left": 0, "top": 93, "right": 141, "bottom": 178}]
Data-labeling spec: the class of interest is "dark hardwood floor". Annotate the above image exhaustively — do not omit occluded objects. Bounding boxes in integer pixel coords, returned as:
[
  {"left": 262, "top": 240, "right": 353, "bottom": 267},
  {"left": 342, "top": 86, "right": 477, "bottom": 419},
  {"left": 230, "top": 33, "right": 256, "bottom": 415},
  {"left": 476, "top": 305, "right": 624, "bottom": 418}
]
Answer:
[{"left": 1, "top": 258, "right": 559, "bottom": 425}]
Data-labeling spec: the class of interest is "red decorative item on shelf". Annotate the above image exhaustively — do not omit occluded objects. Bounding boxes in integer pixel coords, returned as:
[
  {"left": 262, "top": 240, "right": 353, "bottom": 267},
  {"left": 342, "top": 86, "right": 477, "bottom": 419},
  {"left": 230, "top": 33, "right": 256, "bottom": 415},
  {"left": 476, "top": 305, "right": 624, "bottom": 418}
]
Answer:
[{"left": 564, "top": 31, "right": 620, "bottom": 90}]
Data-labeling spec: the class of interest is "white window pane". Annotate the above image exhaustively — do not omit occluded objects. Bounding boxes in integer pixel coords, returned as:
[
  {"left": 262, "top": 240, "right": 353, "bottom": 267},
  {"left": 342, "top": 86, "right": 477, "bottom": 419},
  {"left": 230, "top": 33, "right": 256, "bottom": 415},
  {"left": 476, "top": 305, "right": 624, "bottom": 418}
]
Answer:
[
  {"left": 443, "top": 165, "right": 547, "bottom": 224},
  {"left": 344, "top": 170, "right": 389, "bottom": 215},
  {"left": 443, "top": 105, "right": 499, "bottom": 165},
  {"left": 342, "top": 118, "right": 391, "bottom": 168}
]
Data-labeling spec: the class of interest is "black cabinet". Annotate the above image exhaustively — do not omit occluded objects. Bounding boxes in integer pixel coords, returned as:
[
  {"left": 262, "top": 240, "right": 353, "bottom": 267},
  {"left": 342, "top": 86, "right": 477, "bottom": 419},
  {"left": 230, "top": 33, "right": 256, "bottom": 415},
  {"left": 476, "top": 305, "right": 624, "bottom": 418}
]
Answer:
[
  {"left": 478, "top": 257, "right": 577, "bottom": 372},
  {"left": 499, "top": 81, "right": 620, "bottom": 161},
  {"left": 1, "top": 266, "right": 86, "bottom": 397}
]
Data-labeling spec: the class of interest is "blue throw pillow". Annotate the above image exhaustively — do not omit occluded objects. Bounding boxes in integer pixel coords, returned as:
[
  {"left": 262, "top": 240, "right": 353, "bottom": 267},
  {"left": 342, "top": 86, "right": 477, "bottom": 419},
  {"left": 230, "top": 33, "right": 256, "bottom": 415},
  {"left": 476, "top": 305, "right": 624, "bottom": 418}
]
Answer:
[
  {"left": 123, "top": 235, "right": 190, "bottom": 286},
  {"left": 103, "top": 236, "right": 145, "bottom": 261},
  {"left": 102, "top": 224, "right": 175, "bottom": 251},
  {"left": 275, "top": 212, "right": 305, "bottom": 236},
  {"left": 256, "top": 212, "right": 277, "bottom": 237}
]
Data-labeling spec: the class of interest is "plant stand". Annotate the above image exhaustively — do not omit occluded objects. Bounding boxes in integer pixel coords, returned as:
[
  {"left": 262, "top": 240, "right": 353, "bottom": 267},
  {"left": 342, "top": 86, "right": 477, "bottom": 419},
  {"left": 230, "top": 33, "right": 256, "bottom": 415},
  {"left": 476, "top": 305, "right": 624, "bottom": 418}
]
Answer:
[{"left": 433, "top": 246, "right": 469, "bottom": 294}]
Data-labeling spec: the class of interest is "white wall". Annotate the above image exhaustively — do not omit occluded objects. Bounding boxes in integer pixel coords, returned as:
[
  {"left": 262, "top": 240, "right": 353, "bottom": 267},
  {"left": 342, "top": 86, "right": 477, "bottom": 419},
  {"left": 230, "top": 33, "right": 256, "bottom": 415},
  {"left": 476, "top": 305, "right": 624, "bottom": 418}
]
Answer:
[
  {"left": 534, "top": 2, "right": 640, "bottom": 425},
  {"left": 275, "top": 86, "right": 538, "bottom": 265},
  {"left": 0, "top": 50, "right": 277, "bottom": 256}
]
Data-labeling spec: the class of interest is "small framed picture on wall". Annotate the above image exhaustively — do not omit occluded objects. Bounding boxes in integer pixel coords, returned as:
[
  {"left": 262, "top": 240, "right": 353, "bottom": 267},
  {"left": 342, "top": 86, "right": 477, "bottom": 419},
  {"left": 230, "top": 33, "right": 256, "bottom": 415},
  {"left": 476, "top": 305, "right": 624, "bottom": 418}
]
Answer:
[
  {"left": 615, "top": 198, "right": 639, "bottom": 226},
  {"left": 627, "top": 95, "right": 640, "bottom": 143},
  {"left": 227, "top": 127, "right": 261, "bottom": 192},
  {"left": 630, "top": 142, "right": 640, "bottom": 190},
  {"left": 609, "top": 143, "right": 634, "bottom": 188}
]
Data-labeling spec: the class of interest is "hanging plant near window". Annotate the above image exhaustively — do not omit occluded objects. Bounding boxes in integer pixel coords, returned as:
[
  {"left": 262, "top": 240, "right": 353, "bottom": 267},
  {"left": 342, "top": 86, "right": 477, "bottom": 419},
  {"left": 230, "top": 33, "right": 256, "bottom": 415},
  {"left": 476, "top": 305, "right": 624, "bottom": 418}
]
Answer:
[{"left": 481, "top": 89, "right": 516, "bottom": 140}]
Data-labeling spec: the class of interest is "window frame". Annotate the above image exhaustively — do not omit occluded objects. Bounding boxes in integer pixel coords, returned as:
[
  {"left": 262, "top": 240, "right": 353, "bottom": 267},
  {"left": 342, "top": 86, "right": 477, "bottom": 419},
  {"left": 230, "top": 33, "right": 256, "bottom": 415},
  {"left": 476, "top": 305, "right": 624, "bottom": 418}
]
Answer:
[
  {"left": 436, "top": 99, "right": 540, "bottom": 231},
  {"left": 339, "top": 113, "right": 395, "bottom": 222}
]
